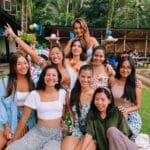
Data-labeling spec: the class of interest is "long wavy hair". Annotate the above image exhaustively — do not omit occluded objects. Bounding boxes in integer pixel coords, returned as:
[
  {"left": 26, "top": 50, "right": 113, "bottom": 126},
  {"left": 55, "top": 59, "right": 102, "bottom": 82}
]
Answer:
[
  {"left": 70, "top": 64, "right": 93, "bottom": 116},
  {"left": 36, "top": 64, "right": 62, "bottom": 90},
  {"left": 6, "top": 51, "right": 35, "bottom": 97},
  {"left": 72, "top": 18, "right": 91, "bottom": 49},
  {"left": 90, "top": 87, "right": 115, "bottom": 119},
  {"left": 66, "top": 37, "right": 87, "bottom": 61},
  {"left": 115, "top": 56, "right": 136, "bottom": 104}
]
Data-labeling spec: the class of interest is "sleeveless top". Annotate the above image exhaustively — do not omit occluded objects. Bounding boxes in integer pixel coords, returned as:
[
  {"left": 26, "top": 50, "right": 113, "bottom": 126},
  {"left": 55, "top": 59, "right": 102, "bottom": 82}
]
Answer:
[
  {"left": 17, "top": 91, "right": 29, "bottom": 106},
  {"left": 91, "top": 73, "right": 109, "bottom": 89},
  {"left": 87, "top": 48, "right": 93, "bottom": 61},
  {"left": 111, "top": 84, "right": 134, "bottom": 107},
  {"left": 71, "top": 104, "right": 91, "bottom": 138}
]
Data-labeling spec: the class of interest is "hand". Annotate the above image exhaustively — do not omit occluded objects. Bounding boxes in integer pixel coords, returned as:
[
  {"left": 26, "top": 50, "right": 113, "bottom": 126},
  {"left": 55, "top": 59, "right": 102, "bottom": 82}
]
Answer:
[
  {"left": 5, "top": 23, "right": 16, "bottom": 39},
  {"left": 106, "top": 64, "right": 115, "bottom": 76},
  {"left": 61, "top": 119, "right": 73, "bottom": 133},
  {"left": 20, "top": 125, "right": 28, "bottom": 137},
  {"left": 4, "top": 125, "right": 12, "bottom": 140},
  {"left": 136, "top": 79, "right": 142, "bottom": 89},
  {"left": 118, "top": 106, "right": 128, "bottom": 119},
  {"left": 6, "top": 139, "right": 13, "bottom": 146}
]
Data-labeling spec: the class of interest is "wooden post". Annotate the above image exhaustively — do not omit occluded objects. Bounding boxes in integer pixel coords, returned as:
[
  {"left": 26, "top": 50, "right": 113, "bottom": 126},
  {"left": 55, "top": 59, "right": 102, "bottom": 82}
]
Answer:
[
  {"left": 145, "top": 34, "right": 148, "bottom": 57},
  {"left": 123, "top": 34, "right": 126, "bottom": 51}
]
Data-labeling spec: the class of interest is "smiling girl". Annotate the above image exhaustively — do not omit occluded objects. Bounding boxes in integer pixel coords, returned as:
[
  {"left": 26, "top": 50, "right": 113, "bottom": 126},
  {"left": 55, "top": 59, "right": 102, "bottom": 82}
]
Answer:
[
  {"left": 6, "top": 65, "right": 68, "bottom": 150},
  {"left": 80, "top": 87, "right": 138, "bottom": 150}
]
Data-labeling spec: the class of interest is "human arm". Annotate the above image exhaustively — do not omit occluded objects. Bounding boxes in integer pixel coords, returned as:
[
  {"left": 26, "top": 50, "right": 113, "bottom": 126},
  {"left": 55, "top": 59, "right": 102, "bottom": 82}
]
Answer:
[
  {"left": 80, "top": 133, "right": 93, "bottom": 150},
  {"left": 90, "top": 37, "right": 99, "bottom": 48},
  {"left": 136, "top": 79, "right": 142, "bottom": 89},
  {"left": 0, "top": 78, "right": 12, "bottom": 140},
  {"left": 62, "top": 91, "right": 74, "bottom": 132},
  {"left": 12, "top": 106, "right": 32, "bottom": 141},
  {"left": 105, "top": 64, "right": 116, "bottom": 77},
  {"left": 117, "top": 109, "right": 132, "bottom": 138},
  {"left": 5, "top": 24, "right": 46, "bottom": 68},
  {"left": 80, "top": 110, "right": 96, "bottom": 150},
  {"left": 3, "top": 123, "right": 12, "bottom": 140},
  {"left": 63, "top": 39, "right": 74, "bottom": 56},
  {"left": 126, "top": 85, "right": 142, "bottom": 114}
]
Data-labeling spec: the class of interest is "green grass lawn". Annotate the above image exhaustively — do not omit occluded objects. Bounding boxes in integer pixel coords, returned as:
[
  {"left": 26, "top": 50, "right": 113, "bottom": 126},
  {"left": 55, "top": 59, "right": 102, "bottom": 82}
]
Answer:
[{"left": 139, "top": 88, "right": 150, "bottom": 134}]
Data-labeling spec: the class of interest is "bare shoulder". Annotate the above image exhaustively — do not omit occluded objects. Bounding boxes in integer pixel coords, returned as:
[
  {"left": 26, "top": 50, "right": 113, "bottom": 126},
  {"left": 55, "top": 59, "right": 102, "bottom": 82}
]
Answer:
[{"left": 90, "top": 36, "right": 98, "bottom": 46}]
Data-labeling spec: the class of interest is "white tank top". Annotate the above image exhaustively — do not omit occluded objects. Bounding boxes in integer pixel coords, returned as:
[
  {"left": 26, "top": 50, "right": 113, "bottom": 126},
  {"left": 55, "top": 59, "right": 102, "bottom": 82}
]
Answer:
[{"left": 17, "top": 91, "right": 29, "bottom": 106}]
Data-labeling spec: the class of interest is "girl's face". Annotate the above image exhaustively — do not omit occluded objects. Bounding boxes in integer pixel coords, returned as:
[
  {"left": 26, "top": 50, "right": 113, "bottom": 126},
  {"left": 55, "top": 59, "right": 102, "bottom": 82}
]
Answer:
[
  {"left": 49, "top": 47, "right": 63, "bottom": 65},
  {"left": 94, "top": 92, "right": 111, "bottom": 114},
  {"left": 119, "top": 60, "right": 132, "bottom": 78},
  {"left": 73, "top": 22, "right": 84, "bottom": 37},
  {"left": 71, "top": 41, "right": 82, "bottom": 57},
  {"left": 44, "top": 68, "right": 58, "bottom": 87},
  {"left": 15, "top": 56, "right": 29, "bottom": 75},
  {"left": 92, "top": 49, "right": 105, "bottom": 65},
  {"left": 79, "top": 70, "right": 92, "bottom": 88}
]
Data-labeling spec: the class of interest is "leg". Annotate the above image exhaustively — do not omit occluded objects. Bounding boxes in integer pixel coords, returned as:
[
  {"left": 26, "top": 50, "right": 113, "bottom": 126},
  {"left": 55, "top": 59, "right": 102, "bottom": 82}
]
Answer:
[
  {"left": 6, "top": 125, "right": 47, "bottom": 150},
  {"left": 61, "top": 136, "right": 80, "bottom": 150},
  {"left": 107, "top": 127, "right": 138, "bottom": 150},
  {"left": 76, "top": 137, "right": 96, "bottom": 150},
  {"left": 0, "top": 131, "right": 7, "bottom": 150},
  {"left": 42, "top": 140, "right": 61, "bottom": 150}
]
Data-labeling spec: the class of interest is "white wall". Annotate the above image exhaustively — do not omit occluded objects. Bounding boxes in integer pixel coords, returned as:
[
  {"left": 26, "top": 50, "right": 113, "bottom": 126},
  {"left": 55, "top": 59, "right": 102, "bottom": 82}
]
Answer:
[
  {"left": 0, "top": 36, "right": 17, "bottom": 54},
  {"left": 9, "top": 39, "right": 17, "bottom": 53}
]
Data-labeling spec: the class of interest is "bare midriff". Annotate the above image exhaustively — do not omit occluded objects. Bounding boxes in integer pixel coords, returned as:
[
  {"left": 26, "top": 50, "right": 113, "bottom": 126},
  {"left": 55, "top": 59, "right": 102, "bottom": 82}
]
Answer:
[{"left": 37, "top": 118, "right": 62, "bottom": 128}]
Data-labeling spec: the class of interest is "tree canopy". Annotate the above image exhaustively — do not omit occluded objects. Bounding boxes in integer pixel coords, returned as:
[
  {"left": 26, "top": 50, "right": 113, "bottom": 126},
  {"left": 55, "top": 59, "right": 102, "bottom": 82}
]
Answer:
[{"left": 15, "top": 0, "right": 150, "bottom": 29}]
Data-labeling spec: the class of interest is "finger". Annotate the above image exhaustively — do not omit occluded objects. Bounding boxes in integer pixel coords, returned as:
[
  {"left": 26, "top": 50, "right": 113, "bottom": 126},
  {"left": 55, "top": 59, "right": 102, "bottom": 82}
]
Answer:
[{"left": 7, "top": 23, "right": 11, "bottom": 28}]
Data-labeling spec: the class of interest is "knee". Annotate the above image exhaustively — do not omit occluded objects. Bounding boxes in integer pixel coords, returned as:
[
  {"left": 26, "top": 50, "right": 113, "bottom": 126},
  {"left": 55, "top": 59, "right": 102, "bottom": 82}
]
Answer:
[{"left": 107, "top": 127, "right": 118, "bottom": 137}]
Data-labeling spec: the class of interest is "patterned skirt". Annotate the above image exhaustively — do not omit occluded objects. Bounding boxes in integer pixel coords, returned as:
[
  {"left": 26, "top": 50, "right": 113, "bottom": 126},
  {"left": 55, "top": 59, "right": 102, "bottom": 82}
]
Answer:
[{"left": 127, "top": 111, "right": 142, "bottom": 139}]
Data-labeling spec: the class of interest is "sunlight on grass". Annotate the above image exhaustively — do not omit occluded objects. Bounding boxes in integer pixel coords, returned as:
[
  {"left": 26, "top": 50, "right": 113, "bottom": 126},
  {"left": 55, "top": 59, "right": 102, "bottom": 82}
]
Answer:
[{"left": 139, "top": 88, "right": 150, "bottom": 134}]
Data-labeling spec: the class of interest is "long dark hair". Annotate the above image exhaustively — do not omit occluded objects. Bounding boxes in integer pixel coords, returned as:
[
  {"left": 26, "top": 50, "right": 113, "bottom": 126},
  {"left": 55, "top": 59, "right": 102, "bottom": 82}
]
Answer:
[
  {"left": 91, "top": 46, "right": 107, "bottom": 63},
  {"left": 115, "top": 56, "right": 136, "bottom": 104},
  {"left": 66, "top": 37, "right": 87, "bottom": 61},
  {"left": 90, "top": 87, "right": 115, "bottom": 119},
  {"left": 36, "top": 64, "right": 62, "bottom": 90},
  {"left": 70, "top": 64, "right": 93, "bottom": 116},
  {"left": 6, "top": 51, "right": 34, "bottom": 97}
]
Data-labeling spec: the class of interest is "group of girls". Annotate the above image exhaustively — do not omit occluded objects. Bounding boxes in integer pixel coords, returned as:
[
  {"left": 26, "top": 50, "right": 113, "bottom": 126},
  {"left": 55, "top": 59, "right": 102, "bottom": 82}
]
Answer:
[{"left": 0, "top": 18, "right": 142, "bottom": 150}]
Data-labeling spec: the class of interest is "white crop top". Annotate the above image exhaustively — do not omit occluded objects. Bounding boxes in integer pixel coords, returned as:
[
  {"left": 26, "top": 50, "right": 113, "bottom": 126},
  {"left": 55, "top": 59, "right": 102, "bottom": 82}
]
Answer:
[
  {"left": 17, "top": 91, "right": 29, "bottom": 106},
  {"left": 24, "top": 89, "right": 66, "bottom": 120}
]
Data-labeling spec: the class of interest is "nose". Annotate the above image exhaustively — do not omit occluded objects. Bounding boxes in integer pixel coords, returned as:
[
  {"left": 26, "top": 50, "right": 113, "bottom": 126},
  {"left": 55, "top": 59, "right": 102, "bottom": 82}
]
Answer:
[
  {"left": 96, "top": 100, "right": 102, "bottom": 105},
  {"left": 22, "top": 64, "right": 28, "bottom": 68},
  {"left": 83, "top": 77, "right": 88, "bottom": 82}
]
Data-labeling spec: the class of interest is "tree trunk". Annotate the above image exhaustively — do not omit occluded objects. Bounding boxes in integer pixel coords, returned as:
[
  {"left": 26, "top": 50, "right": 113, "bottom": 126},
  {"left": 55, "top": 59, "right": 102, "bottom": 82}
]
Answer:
[
  {"left": 136, "top": 0, "right": 140, "bottom": 28},
  {"left": 106, "top": 0, "right": 115, "bottom": 33},
  {"left": 21, "top": 0, "right": 28, "bottom": 32},
  {"left": 80, "top": 0, "right": 84, "bottom": 8},
  {"left": 65, "top": 0, "right": 70, "bottom": 26}
]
